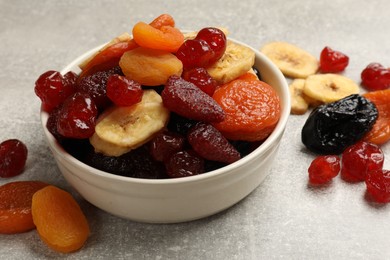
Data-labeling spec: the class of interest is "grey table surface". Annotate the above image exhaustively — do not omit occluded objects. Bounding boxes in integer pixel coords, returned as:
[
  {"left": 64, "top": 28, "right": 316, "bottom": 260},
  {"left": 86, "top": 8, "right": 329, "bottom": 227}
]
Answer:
[{"left": 1, "top": 0, "right": 389, "bottom": 259}]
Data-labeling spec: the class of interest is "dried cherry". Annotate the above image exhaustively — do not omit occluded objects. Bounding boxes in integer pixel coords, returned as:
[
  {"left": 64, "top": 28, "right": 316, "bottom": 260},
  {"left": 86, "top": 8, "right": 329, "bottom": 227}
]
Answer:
[
  {"left": 106, "top": 74, "right": 142, "bottom": 106},
  {"left": 0, "top": 139, "right": 28, "bottom": 178},
  {"left": 319, "top": 46, "right": 349, "bottom": 73},
  {"left": 182, "top": 67, "right": 218, "bottom": 96},
  {"left": 301, "top": 94, "right": 378, "bottom": 154},
  {"left": 308, "top": 155, "right": 340, "bottom": 185},
  {"left": 361, "top": 63, "right": 390, "bottom": 91},
  {"left": 149, "top": 131, "right": 185, "bottom": 162},
  {"left": 365, "top": 169, "right": 390, "bottom": 203}
]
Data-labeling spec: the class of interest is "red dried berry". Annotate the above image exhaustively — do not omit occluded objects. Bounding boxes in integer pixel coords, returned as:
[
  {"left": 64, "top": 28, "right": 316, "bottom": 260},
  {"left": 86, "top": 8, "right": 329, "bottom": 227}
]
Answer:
[
  {"left": 361, "top": 63, "right": 390, "bottom": 91},
  {"left": 106, "top": 74, "right": 142, "bottom": 106},
  {"left": 34, "top": 70, "right": 76, "bottom": 112},
  {"left": 46, "top": 106, "right": 63, "bottom": 141},
  {"left": 161, "top": 75, "right": 225, "bottom": 122},
  {"left": 319, "top": 46, "right": 349, "bottom": 73},
  {"left": 341, "top": 141, "right": 384, "bottom": 182},
  {"left": 165, "top": 150, "right": 204, "bottom": 178},
  {"left": 0, "top": 139, "right": 28, "bottom": 178},
  {"left": 365, "top": 169, "right": 390, "bottom": 203},
  {"left": 308, "top": 155, "right": 340, "bottom": 185},
  {"left": 176, "top": 39, "right": 214, "bottom": 69},
  {"left": 182, "top": 67, "right": 218, "bottom": 96},
  {"left": 56, "top": 92, "right": 98, "bottom": 139},
  {"left": 188, "top": 122, "right": 241, "bottom": 164},
  {"left": 195, "top": 27, "right": 227, "bottom": 64},
  {"left": 150, "top": 131, "right": 185, "bottom": 162}
]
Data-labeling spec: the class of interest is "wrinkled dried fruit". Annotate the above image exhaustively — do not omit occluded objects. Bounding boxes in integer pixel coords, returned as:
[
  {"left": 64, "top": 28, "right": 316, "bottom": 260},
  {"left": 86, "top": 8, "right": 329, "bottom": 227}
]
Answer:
[
  {"left": 361, "top": 63, "right": 390, "bottom": 91},
  {"left": 0, "top": 181, "right": 48, "bottom": 234},
  {"left": 165, "top": 150, "right": 204, "bottom": 178},
  {"left": 365, "top": 169, "right": 390, "bottom": 203},
  {"left": 32, "top": 185, "right": 90, "bottom": 253},
  {"left": 0, "top": 139, "right": 28, "bottom": 178},
  {"left": 182, "top": 67, "right": 218, "bottom": 96},
  {"left": 308, "top": 155, "right": 340, "bottom": 185},
  {"left": 150, "top": 131, "right": 185, "bottom": 162},
  {"left": 319, "top": 46, "right": 349, "bottom": 73},
  {"left": 187, "top": 122, "right": 240, "bottom": 163},
  {"left": 302, "top": 94, "right": 378, "bottom": 154},
  {"left": 106, "top": 74, "right": 142, "bottom": 106},
  {"left": 341, "top": 141, "right": 384, "bottom": 182},
  {"left": 162, "top": 75, "right": 225, "bottom": 122}
]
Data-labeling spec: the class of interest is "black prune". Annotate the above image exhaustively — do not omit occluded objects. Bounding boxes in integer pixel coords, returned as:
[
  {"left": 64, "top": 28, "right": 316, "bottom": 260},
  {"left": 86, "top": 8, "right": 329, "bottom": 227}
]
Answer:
[{"left": 301, "top": 94, "right": 378, "bottom": 154}]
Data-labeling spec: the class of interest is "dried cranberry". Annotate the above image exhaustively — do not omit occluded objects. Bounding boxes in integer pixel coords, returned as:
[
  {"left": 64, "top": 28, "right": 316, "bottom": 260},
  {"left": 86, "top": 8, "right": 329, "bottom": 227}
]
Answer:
[
  {"left": 365, "top": 169, "right": 390, "bottom": 203},
  {"left": 56, "top": 92, "right": 98, "bottom": 139},
  {"left": 188, "top": 122, "right": 240, "bottom": 164},
  {"left": 106, "top": 74, "right": 142, "bottom": 106},
  {"left": 46, "top": 106, "right": 63, "bottom": 141},
  {"left": 162, "top": 75, "right": 225, "bottom": 122},
  {"left": 34, "top": 70, "right": 76, "bottom": 112},
  {"left": 195, "top": 27, "right": 226, "bottom": 64},
  {"left": 165, "top": 150, "right": 204, "bottom": 178},
  {"left": 308, "top": 155, "right": 340, "bottom": 185},
  {"left": 341, "top": 141, "right": 384, "bottom": 182},
  {"left": 63, "top": 71, "right": 78, "bottom": 88},
  {"left": 176, "top": 39, "right": 214, "bottom": 69},
  {"left": 0, "top": 139, "right": 28, "bottom": 178},
  {"left": 150, "top": 131, "right": 185, "bottom": 162},
  {"left": 182, "top": 67, "right": 218, "bottom": 96},
  {"left": 319, "top": 46, "right": 349, "bottom": 73},
  {"left": 361, "top": 63, "right": 390, "bottom": 91}
]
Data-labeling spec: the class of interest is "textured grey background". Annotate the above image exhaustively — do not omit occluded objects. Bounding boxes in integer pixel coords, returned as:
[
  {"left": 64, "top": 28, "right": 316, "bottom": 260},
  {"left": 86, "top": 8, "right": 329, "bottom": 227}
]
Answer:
[{"left": 1, "top": 0, "right": 390, "bottom": 259}]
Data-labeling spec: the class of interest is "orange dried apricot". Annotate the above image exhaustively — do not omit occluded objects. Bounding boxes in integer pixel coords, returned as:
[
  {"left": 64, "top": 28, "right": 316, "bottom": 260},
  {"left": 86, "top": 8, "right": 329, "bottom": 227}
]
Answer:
[
  {"left": 149, "top": 13, "right": 175, "bottom": 28},
  {"left": 212, "top": 73, "right": 281, "bottom": 141},
  {"left": 32, "top": 185, "right": 90, "bottom": 253},
  {"left": 0, "top": 181, "right": 48, "bottom": 234},
  {"left": 132, "top": 22, "right": 184, "bottom": 53},
  {"left": 363, "top": 89, "right": 390, "bottom": 145}
]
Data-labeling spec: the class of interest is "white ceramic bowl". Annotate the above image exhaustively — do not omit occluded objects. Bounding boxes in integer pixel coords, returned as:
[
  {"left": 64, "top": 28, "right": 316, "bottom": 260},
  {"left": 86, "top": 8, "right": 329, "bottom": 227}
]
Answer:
[{"left": 40, "top": 38, "right": 290, "bottom": 223}]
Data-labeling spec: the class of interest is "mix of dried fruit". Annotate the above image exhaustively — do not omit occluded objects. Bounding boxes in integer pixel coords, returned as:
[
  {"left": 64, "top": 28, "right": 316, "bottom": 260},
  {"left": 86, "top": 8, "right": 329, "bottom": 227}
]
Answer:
[{"left": 34, "top": 14, "right": 281, "bottom": 179}]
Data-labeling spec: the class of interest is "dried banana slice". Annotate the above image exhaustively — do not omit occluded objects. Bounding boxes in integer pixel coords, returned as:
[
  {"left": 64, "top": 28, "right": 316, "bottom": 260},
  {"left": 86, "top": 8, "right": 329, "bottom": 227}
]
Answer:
[
  {"left": 303, "top": 73, "right": 360, "bottom": 103},
  {"left": 260, "top": 42, "right": 319, "bottom": 79},
  {"left": 289, "top": 79, "right": 309, "bottom": 115}
]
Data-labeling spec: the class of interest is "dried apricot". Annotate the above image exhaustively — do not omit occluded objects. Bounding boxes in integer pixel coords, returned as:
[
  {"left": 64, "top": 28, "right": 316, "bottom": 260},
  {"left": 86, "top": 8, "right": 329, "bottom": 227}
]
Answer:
[
  {"left": 0, "top": 181, "right": 48, "bottom": 234},
  {"left": 212, "top": 73, "right": 281, "bottom": 141},
  {"left": 32, "top": 186, "right": 90, "bottom": 253},
  {"left": 119, "top": 47, "right": 183, "bottom": 86},
  {"left": 363, "top": 89, "right": 390, "bottom": 145},
  {"left": 149, "top": 13, "right": 175, "bottom": 28},
  {"left": 132, "top": 22, "right": 184, "bottom": 53}
]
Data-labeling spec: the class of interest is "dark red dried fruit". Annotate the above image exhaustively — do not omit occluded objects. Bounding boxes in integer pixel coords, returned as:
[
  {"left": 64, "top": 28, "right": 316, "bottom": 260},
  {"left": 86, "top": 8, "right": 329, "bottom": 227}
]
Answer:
[
  {"left": 57, "top": 92, "right": 98, "bottom": 139},
  {"left": 162, "top": 75, "right": 225, "bottom": 122},
  {"left": 165, "top": 150, "right": 204, "bottom": 178},
  {"left": 34, "top": 70, "right": 76, "bottom": 112},
  {"left": 46, "top": 106, "right": 63, "bottom": 141},
  {"left": 176, "top": 39, "right": 214, "bottom": 69},
  {"left": 106, "top": 74, "right": 142, "bottom": 106},
  {"left": 341, "top": 141, "right": 384, "bottom": 182},
  {"left": 182, "top": 67, "right": 218, "bottom": 96},
  {"left": 150, "top": 131, "right": 185, "bottom": 162},
  {"left": 361, "top": 63, "right": 390, "bottom": 91},
  {"left": 195, "top": 27, "right": 227, "bottom": 64},
  {"left": 0, "top": 139, "right": 28, "bottom": 178},
  {"left": 319, "top": 46, "right": 349, "bottom": 73},
  {"left": 308, "top": 155, "right": 340, "bottom": 185},
  {"left": 188, "top": 122, "right": 240, "bottom": 164},
  {"left": 365, "top": 169, "right": 390, "bottom": 203}
]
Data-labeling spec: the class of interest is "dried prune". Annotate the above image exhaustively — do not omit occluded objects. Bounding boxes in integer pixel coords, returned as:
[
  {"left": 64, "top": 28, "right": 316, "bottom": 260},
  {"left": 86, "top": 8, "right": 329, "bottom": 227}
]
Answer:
[{"left": 301, "top": 94, "right": 378, "bottom": 154}]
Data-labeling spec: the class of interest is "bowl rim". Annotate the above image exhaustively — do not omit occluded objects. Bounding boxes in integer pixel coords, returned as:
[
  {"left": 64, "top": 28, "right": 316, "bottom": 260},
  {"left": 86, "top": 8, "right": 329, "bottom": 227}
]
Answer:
[{"left": 41, "top": 37, "right": 290, "bottom": 185}]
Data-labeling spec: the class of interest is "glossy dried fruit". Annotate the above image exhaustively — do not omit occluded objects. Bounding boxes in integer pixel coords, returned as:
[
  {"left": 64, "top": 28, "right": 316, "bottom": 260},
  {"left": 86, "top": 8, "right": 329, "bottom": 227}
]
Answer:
[
  {"left": 301, "top": 94, "right": 378, "bottom": 154},
  {"left": 363, "top": 89, "right": 390, "bottom": 145},
  {"left": 182, "top": 67, "right": 218, "bottom": 96},
  {"left": 319, "top": 46, "right": 349, "bottom": 73},
  {"left": 212, "top": 73, "right": 281, "bottom": 141},
  {"left": 150, "top": 131, "right": 185, "bottom": 162},
  {"left": 308, "top": 155, "right": 340, "bottom": 185},
  {"left": 106, "top": 74, "right": 142, "bottom": 106},
  {"left": 0, "top": 139, "right": 28, "bottom": 178},
  {"left": 365, "top": 169, "right": 390, "bottom": 203},
  {"left": 195, "top": 27, "right": 227, "bottom": 64},
  {"left": 187, "top": 122, "right": 240, "bottom": 163},
  {"left": 361, "top": 63, "right": 390, "bottom": 91},
  {"left": 162, "top": 75, "right": 225, "bottom": 122},
  {"left": 341, "top": 141, "right": 384, "bottom": 182},
  {"left": 165, "top": 150, "right": 204, "bottom": 178},
  {"left": 32, "top": 185, "right": 90, "bottom": 253},
  {"left": 0, "top": 181, "right": 48, "bottom": 234}
]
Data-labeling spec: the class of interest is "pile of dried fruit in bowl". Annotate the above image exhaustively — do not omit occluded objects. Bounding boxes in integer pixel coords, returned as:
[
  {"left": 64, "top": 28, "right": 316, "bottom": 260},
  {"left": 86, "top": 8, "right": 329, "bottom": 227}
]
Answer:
[
  {"left": 34, "top": 14, "right": 281, "bottom": 179},
  {"left": 260, "top": 41, "right": 390, "bottom": 203}
]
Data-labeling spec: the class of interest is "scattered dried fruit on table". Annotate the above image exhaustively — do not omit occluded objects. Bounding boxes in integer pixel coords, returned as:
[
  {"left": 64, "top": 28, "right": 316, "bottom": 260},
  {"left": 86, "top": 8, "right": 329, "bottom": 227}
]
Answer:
[
  {"left": 319, "top": 46, "right": 349, "bottom": 73},
  {"left": 365, "top": 169, "right": 390, "bottom": 203},
  {"left": 0, "top": 181, "right": 48, "bottom": 234},
  {"left": 361, "top": 63, "right": 390, "bottom": 91},
  {"left": 301, "top": 94, "right": 378, "bottom": 154},
  {"left": 363, "top": 89, "right": 390, "bottom": 145},
  {"left": 0, "top": 139, "right": 28, "bottom": 178},
  {"left": 32, "top": 185, "right": 90, "bottom": 253},
  {"left": 260, "top": 41, "right": 319, "bottom": 79},
  {"left": 308, "top": 155, "right": 340, "bottom": 185},
  {"left": 289, "top": 79, "right": 309, "bottom": 114},
  {"left": 212, "top": 73, "right": 281, "bottom": 141},
  {"left": 303, "top": 74, "right": 359, "bottom": 103},
  {"left": 341, "top": 141, "right": 384, "bottom": 182}
]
